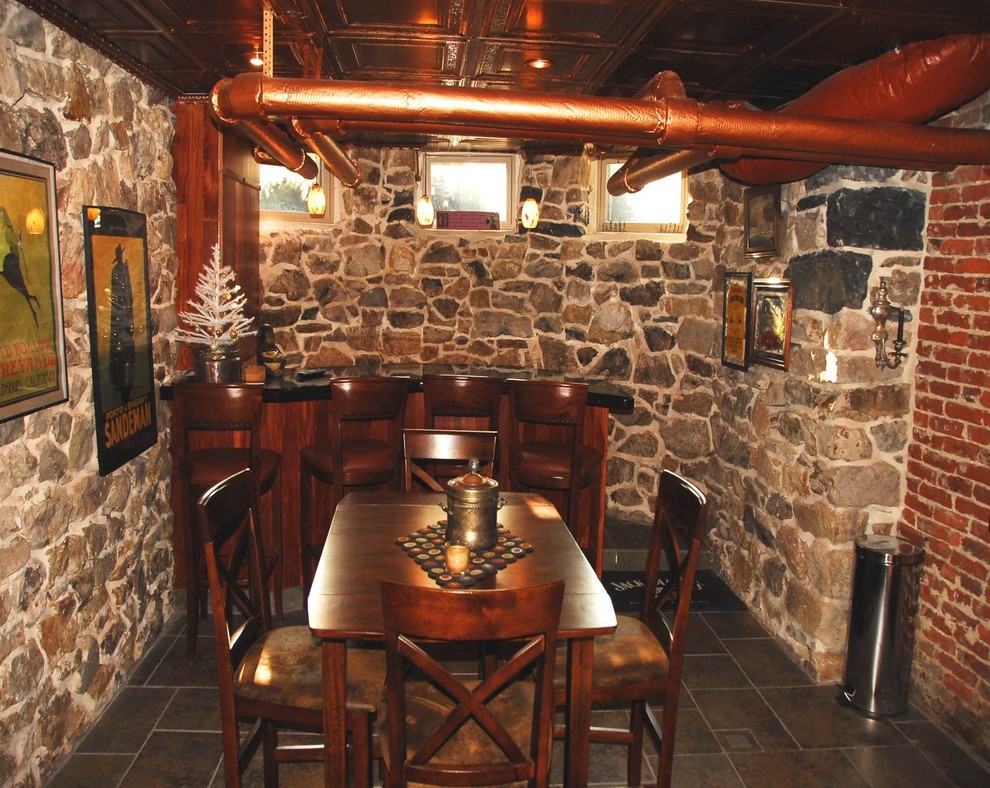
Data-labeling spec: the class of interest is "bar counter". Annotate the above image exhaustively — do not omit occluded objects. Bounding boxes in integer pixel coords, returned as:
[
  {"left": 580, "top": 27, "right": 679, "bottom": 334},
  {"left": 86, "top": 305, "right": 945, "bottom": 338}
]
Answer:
[{"left": 161, "top": 365, "right": 634, "bottom": 589}]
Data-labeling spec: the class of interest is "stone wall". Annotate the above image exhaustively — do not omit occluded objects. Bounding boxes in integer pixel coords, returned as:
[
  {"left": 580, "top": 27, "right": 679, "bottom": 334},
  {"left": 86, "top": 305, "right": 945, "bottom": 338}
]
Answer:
[
  {"left": 707, "top": 165, "right": 927, "bottom": 681},
  {"left": 0, "top": 4, "right": 177, "bottom": 785},
  {"left": 260, "top": 147, "right": 729, "bottom": 524},
  {"left": 902, "top": 90, "right": 990, "bottom": 759}
]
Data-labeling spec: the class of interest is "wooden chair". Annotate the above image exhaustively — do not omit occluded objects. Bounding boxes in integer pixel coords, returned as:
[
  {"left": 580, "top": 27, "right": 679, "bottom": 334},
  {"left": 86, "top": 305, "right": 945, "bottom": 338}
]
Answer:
[
  {"left": 422, "top": 373, "right": 503, "bottom": 430},
  {"left": 299, "top": 376, "right": 408, "bottom": 594},
  {"left": 197, "top": 469, "right": 384, "bottom": 787},
  {"left": 506, "top": 379, "right": 605, "bottom": 572},
  {"left": 379, "top": 580, "right": 565, "bottom": 787},
  {"left": 170, "top": 381, "right": 283, "bottom": 664},
  {"left": 554, "top": 469, "right": 708, "bottom": 788},
  {"left": 402, "top": 428, "right": 498, "bottom": 492}
]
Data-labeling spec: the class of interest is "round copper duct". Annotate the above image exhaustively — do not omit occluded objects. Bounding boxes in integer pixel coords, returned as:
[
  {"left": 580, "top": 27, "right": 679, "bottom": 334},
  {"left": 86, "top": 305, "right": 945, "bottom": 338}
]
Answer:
[{"left": 291, "top": 119, "right": 363, "bottom": 187}]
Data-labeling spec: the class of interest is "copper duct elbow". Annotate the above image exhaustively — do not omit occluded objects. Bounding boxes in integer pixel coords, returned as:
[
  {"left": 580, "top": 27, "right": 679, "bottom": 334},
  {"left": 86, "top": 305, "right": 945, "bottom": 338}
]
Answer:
[
  {"left": 211, "top": 80, "right": 318, "bottom": 180},
  {"left": 291, "top": 120, "right": 363, "bottom": 187}
]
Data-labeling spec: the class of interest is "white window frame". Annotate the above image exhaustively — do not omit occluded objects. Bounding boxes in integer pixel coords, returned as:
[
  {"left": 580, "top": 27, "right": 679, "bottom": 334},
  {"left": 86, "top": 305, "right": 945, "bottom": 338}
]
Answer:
[
  {"left": 259, "top": 154, "right": 335, "bottom": 233},
  {"left": 422, "top": 152, "right": 519, "bottom": 231},
  {"left": 593, "top": 158, "right": 688, "bottom": 239}
]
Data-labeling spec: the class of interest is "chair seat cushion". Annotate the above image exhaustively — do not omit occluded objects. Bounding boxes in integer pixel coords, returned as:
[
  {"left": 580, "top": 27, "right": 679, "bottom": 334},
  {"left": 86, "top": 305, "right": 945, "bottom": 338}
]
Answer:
[
  {"left": 235, "top": 626, "right": 384, "bottom": 713},
  {"left": 517, "top": 442, "right": 602, "bottom": 489},
  {"left": 554, "top": 615, "right": 669, "bottom": 696},
  {"left": 189, "top": 447, "right": 281, "bottom": 492},
  {"left": 301, "top": 438, "right": 396, "bottom": 485},
  {"left": 378, "top": 679, "right": 536, "bottom": 784}
]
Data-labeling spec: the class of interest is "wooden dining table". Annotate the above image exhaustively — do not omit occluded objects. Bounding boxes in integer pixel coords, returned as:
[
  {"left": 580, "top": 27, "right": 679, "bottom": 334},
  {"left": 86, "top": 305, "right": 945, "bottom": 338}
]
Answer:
[{"left": 307, "top": 490, "right": 617, "bottom": 786}]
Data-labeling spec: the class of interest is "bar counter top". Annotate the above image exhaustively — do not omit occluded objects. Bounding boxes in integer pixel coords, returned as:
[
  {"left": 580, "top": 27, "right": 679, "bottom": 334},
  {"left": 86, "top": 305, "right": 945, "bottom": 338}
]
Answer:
[{"left": 160, "top": 363, "right": 635, "bottom": 413}]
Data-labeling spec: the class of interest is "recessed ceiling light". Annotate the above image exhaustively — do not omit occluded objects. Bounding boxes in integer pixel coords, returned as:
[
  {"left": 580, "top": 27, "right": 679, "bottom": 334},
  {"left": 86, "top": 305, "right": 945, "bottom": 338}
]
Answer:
[
  {"left": 248, "top": 50, "right": 264, "bottom": 67},
  {"left": 525, "top": 57, "right": 552, "bottom": 70}
]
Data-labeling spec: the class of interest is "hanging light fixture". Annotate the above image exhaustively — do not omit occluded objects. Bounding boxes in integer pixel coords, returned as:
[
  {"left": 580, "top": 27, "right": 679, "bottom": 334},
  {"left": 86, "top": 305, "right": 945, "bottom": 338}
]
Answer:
[
  {"left": 415, "top": 151, "right": 434, "bottom": 227},
  {"left": 248, "top": 50, "right": 264, "bottom": 67},
  {"left": 306, "top": 182, "right": 326, "bottom": 217},
  {"left": 520, "top": 197, "right": 540, "bottom": 229}
]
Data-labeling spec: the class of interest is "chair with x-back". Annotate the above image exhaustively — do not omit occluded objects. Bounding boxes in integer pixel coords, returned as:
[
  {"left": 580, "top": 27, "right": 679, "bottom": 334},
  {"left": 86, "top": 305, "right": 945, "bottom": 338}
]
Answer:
[
  {"left": 197, "top": 469, "right": 384, "bottom": 786},
  {"left": 402, "top": 428, "right": 498, "bottom": 492},
  {"left": 553, "top": 469, "right": 708, "bottom": 787},
  {"left": 380, "top": 580, "right": 564, "bottom": 787}
]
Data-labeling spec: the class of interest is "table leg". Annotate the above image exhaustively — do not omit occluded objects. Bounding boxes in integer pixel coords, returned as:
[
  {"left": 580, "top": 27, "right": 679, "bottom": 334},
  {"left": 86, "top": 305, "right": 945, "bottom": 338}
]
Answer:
[
  {"left": 564, "top": 636, "right": 593, "bottom": 787},
  {"left": 321, "top": 639, "right": 348, "bottom": 786}
]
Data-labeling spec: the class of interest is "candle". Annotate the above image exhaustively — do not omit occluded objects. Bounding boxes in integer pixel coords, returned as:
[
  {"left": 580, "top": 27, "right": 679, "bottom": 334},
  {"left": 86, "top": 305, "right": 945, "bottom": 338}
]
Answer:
[
  {"left": 445, "top": 541, "right": 470, "bottom": 575},
  {"left": 896, "top": 308, "right": 905, "bottom": 344}
]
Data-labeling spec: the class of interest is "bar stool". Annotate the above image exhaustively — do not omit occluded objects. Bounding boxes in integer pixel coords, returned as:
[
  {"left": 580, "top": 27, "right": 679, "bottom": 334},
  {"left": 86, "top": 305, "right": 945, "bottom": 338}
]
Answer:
[
  {"left": 299, "top": 376, "right": 408, "bottom": 594},
  {"left": 170, "top": 381, "right": 284, "bottom": 663},
  {"left": 506, "top": 379, "right": 604, "bottom": 572},
  {"left": 422, "top": 373, "right": 503, "bottom": 430},
  {"left": 422, "top": 373, "right": 503, "bottom": 483}
]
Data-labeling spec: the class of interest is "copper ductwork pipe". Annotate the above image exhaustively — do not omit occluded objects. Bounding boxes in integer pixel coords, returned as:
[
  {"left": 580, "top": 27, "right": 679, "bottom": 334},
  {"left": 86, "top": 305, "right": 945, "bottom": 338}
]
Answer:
[
  {"left": 291, "top": 120, "right": 363, "bottom": 187},
  {"left": 210, "top": 83, "right": 318, "bottom": 180},
  {"left": 211, "top": 31, "right": 990, "bottom": 190}
]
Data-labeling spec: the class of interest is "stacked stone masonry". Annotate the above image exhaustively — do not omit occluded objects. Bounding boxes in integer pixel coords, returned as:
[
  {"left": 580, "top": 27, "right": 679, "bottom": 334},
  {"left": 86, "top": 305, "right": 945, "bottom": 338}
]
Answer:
[{"left": 0, "top": 5, "right": 178, "bottom": 786}]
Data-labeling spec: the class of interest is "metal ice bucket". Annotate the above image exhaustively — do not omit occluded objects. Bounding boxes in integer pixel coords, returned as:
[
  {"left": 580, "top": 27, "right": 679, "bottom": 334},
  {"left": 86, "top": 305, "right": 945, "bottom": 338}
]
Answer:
[{"left": 440, "top": 459, "right": 503, "bottom": 549}]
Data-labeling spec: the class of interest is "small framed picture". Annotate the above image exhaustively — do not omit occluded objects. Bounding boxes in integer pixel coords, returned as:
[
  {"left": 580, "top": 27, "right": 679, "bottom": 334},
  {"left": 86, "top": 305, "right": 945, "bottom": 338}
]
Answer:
[
  {"left": 751, "top": 278, "right": 793, "bottom": 370},
  {"left": 744, "top": 185, "right": 781, "bottom": 258},
  {"left": 721, "top": 271, "right": 752, "bottom": 370}
]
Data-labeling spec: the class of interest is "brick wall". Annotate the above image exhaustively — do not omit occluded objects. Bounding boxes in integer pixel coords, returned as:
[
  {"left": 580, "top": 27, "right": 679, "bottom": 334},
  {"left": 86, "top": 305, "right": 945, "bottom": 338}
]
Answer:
[{"left": 902, "top": 92, "right": 990, "bottom": 759}]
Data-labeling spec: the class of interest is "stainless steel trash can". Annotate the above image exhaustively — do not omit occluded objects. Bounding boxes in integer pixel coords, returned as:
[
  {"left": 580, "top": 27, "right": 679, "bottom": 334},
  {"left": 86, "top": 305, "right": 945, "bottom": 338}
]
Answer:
[{"left": 839, "top": 534, "right": 924, "bottom": 717}]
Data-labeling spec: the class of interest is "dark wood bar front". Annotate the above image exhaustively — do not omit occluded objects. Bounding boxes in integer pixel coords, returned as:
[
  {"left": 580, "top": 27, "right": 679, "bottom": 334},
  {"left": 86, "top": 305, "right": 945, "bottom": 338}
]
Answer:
[{"left": 160, "top": 366, "right": 633, "bottom": 590}]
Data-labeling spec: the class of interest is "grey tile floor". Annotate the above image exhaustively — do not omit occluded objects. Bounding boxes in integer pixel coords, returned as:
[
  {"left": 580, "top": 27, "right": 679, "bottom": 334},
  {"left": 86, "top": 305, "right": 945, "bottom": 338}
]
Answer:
[
  {"left": 46, "top": 520, "right": 990, "bottom": 786},
  {"left": 45, "top": 606, "right": 990, "bottom": 787}
]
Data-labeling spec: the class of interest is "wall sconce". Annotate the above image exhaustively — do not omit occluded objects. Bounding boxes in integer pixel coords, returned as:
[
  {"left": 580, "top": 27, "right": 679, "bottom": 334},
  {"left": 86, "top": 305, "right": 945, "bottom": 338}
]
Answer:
[
  {"left": 25, "top": 207, "right": 45, "bottom": 234},
  {"left": 520, "top": 197, "right": 540, "bottom": 229},
  {"left": 306, "top": 182, "right": 326, "bottom": 217},
  {"left": 415, "top": 152, "right": 434, "bottom": 226},
  {"left": 416, "top": 195, "right": 435, "bottom": 227},
  {"left": 868, "top": 278, "right": 907, "bottom": 369}
]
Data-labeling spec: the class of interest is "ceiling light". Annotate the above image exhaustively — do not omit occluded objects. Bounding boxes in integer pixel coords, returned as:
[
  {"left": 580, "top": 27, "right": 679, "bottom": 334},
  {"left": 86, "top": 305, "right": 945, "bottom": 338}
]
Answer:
[
  {"left": 520, "top": 197, "right": 540, "bottom": 229},
  {"left": 525, "top": 57, "right": 552, "bottom": 70},
  {"left": 306, "top": 182, "right": 326, "bottom": 217},
  {"left": 248, "top": 50, "right": 264, "bottom": 67}
]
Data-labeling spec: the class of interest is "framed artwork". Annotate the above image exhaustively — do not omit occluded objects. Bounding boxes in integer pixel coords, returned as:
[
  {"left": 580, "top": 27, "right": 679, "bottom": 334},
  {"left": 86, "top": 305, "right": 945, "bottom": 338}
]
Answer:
[
  {"left": 721, "top": 271, "right": 752, "bottom": 370},
  {"left": 751, "top": 278, "right": 793, "bottom": 371},
  {"left": 744, "top": 185, "right": 781, "bottom": 258},
  {"left": 83, "top": 206, "right": 158, "bottom": 475},
  {"left": 0, "top": 149, "right": 68, "bottom": 423}
]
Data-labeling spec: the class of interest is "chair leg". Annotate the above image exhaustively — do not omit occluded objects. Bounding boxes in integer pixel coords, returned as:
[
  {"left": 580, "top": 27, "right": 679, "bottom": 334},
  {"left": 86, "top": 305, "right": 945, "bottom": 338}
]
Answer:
[
  {"left": 270, "top": 472, "right": 284, "bottom": 621},
  {"left": 347, "top": 709, "right": 373, "bottom": 786},
  {"left": 262, "top": 720, "right": 279, "bottom": 787},
  {"left": 628, "top": 701, "right": 646, "bottom": 787},
  {"left": 185, "top": 498, "right": 200, "bottom": 665},
  {"left": 300, "top": 461, "right": 313, "bottom": 597}
]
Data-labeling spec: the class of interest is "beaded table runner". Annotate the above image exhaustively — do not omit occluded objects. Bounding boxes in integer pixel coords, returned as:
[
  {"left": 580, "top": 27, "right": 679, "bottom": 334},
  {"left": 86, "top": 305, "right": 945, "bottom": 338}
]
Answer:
[{"left": 396, "top": 520, "right": 534, "bottom": 588}]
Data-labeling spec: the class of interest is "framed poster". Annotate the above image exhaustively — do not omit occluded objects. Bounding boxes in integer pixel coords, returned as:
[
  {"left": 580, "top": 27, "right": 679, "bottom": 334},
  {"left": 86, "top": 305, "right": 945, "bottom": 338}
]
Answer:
[
  {"left": 0, "top": 149, "right": 68, "bottom": 423},
  {"left": 83, "top": 206, "right": 158, "bottom": 475},
  {"left": 721, "top": 271, "right": 752, "bottom": 370},
  {"left": 751, "top": 278, "right": 793, "bottom": 371},
  {"left": 744, "top": 185, "right": 781, "bottom": 258}
]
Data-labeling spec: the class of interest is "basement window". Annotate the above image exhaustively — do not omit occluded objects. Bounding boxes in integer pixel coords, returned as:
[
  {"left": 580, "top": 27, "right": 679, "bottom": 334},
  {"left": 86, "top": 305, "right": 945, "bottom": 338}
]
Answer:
[
  {"left": 596, "top": 159, "right": 687, "bottom": 237},
  {"left": 259, "top": 154, "right": 333, "bottom": 229},
  {"left": 422, "top": 153, "right": 516, "bottom": 229}
]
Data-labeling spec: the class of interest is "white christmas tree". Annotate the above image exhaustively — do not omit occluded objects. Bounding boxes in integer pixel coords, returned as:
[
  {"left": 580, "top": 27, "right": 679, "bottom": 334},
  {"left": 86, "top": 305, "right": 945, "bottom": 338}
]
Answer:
[{"left": 173, "top": 244, "right": 255, "bottom": 349}]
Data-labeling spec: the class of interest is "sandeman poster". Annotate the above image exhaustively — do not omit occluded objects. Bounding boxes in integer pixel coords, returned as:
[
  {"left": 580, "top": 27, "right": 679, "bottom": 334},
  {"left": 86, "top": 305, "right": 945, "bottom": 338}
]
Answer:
[{"left": 83, "top": 206, "right": 157, "bottom": 475}]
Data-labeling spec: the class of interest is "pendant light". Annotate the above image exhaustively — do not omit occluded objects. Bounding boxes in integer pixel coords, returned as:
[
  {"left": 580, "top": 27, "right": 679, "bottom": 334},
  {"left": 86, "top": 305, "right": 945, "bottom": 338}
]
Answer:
[
  {"left": 306, "top": 182, "right": 326, "bottom": 217},
  {"left": 415, "top": 152, "right": 434, "bottom": 227}
]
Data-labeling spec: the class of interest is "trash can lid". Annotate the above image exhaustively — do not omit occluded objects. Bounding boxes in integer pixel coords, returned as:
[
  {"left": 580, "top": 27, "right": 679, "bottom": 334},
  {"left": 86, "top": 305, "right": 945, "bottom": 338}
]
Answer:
[{"left": 854, "top": 534, "right": 924, "bottom": 566}]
